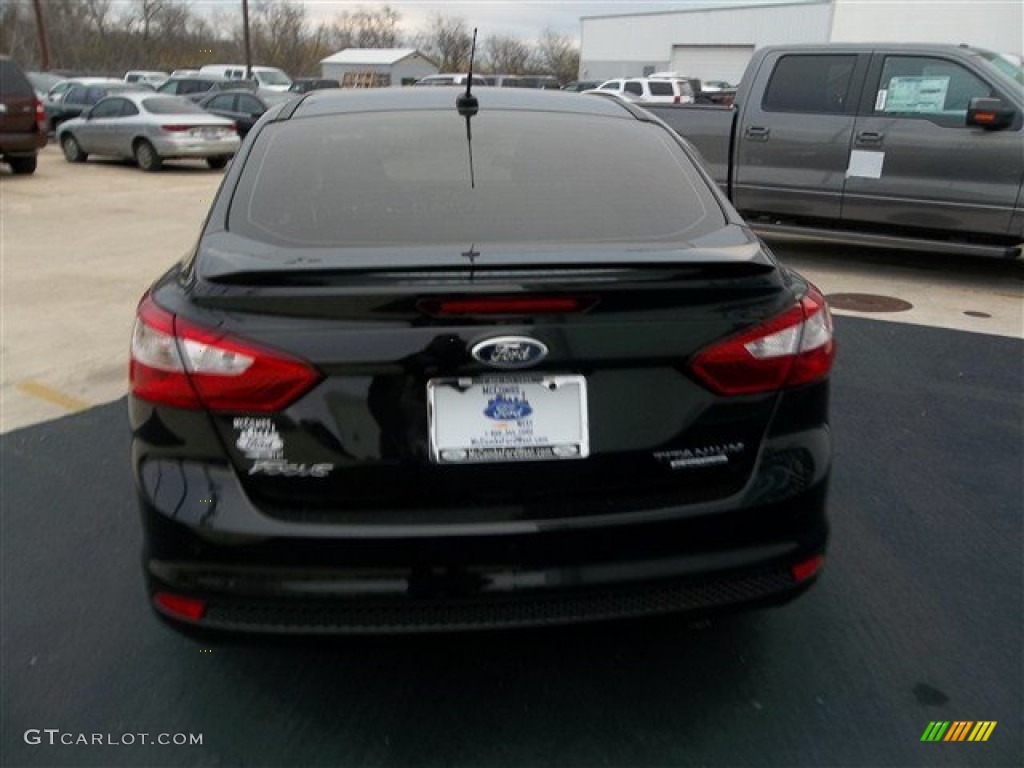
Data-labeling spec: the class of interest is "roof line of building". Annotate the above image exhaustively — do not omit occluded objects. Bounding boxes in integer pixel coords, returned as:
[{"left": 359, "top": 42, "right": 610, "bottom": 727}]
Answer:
[{"left": 580, "top": 0, "right": 830, "bottom": 23}]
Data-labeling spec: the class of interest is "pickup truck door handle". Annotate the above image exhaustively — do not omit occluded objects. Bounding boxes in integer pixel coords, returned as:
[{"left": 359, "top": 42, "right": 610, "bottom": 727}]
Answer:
[
  {"left": 856, "top": 131, "right": 884, "bottom": 147},
  {"left": 745, "top": 126, "right": 770, "bottom": 141}
]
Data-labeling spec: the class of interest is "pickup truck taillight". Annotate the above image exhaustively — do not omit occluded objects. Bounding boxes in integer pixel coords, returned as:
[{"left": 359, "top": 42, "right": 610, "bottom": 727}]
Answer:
[
  {"left": 690, "top": 284, "right": 835, "bottom": 395},
  {"left": 130, "top": 295, "right": 320, "bottom": 411}
]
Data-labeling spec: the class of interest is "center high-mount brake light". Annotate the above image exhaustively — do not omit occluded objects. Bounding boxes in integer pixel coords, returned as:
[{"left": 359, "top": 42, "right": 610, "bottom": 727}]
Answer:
[
  {"left": 422, "top": 296, "right": 587, "bottom": 316},
  {"left": 130, "top": 295, "right": 320, "bottom": 411},
  {"left": 690, "top": 283, "right": 835, "bottom": 396}
]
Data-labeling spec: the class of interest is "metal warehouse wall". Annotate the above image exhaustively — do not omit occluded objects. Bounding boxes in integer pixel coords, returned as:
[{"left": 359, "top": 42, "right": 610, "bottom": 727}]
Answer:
[
  {"left": 579, "top": 1, "right": 833, "bottom": 80},
  {"left": 830, "top": 0, "right": 1024, "bottom": 53}
]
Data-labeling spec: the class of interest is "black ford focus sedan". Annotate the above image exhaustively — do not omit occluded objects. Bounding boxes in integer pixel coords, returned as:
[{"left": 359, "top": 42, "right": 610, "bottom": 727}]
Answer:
[{"left": 129, "top": 87, "right": 834, "bottom": 634}]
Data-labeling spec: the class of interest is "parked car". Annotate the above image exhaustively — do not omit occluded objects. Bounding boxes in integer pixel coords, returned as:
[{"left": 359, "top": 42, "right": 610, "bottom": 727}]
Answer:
[
  {"left": 287, "top": 78, "right": 340, "bottom": 94},
  {"left": 48, "top": 81, "right": 144, "bottom": 133},
  {"left": 125, "top": 70, "right": 169, "bottom": 87},
  {"left": 57, "top": 93, "right": 239, "bottom": 172},
  {"left": 129, "top": 87, "right": 834, "bottom": 635},
  {"left": 199, "top": 65, "right": 293, "bottom": 92},
  {"left": 45, "top": 76, "right": 114, "bottom": 104},
  {"left": 584, "top": 77, "right": 695, "bottom": 104},
  {"left": 414, "top": 73, "right": 488, "bottom": 86},
  {"left": 197, "top": 89, "right": 296, "bottom": 136},
  {"left": 0, "top": 56, "right": 48, "bottom": 174},
  {"left": 26, "top": 71, "right": 66, "bottom": 100},
  {"left": 157, "top": 76, "right": 255, "bottom": 102},
  {"left": 483, "top": 74, "right": 560, "bottom": 89},
  {"left": 561, "top": 79, "right": 602, "bottom": 92}
]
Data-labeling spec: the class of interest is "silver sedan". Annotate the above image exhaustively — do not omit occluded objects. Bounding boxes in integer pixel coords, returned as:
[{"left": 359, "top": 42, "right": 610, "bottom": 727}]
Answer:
[{"left": 56, "top": 92, "right": 240, "bottom": 172}]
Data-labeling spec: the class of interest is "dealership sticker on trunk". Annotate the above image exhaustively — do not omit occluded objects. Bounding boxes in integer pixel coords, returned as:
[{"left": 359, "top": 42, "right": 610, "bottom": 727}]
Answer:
[
  {"left": 427, "top": 375, "right": 589, "bottom": 464},
  {"left": 234, "top": 417, "right": 284, "bottom": 460}
]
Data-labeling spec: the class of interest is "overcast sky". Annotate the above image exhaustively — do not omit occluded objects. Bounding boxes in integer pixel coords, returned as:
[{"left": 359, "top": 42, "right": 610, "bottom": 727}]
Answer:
[{"left": 289, "top": 1, "right": 800, "bottom": 43}]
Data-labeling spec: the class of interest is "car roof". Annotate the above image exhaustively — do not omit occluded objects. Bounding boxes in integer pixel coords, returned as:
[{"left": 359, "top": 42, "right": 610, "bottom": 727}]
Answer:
[
  {"left": 289, "top": 87, "right": 639, "bottom": 121},
  {"left": 111, "top": 91, "right": 190, "bottom": 105}
]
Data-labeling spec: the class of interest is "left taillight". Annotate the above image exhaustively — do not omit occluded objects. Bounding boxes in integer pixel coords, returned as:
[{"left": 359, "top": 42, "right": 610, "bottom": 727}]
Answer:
[
  {"left": 690, "top": 283, "right": 835, "bottom": 396},
  {"left": 34, "top": 99, "right": 46, "bottom": 132},
  {"left": 129, "top": 295, "right": 320, "bottom": 412}
]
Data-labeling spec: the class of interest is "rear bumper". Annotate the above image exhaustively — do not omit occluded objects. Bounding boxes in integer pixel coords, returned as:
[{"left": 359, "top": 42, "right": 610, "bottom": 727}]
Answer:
[
  {"left": 150, "top": 135, "right": 240, "bottom": 158},
  {"left": 149, "top": 555, "right": 822, "bottom": 634},
  {"left": 0, "top": 128, "right": 47, "bottom": 155},
  {"left": 139, "top": 454, "right": 829, "bottom": 633}
]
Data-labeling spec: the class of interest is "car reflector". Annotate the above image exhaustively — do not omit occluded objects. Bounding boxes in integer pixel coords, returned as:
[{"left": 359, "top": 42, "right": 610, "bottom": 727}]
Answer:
[
  {"left": 790, "top": 554, "right": 825, "bottom": 583},
  {"left": 153, "top": 592, "right": 207, "bottom": 620}
]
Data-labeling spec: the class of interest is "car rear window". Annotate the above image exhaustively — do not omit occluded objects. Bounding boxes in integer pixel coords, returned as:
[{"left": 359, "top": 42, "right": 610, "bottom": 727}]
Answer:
[
  {"left": 142, "top": 97, "right": 205, "bottom": 114},
  {"left": 1, "top": 60, "right": 35, "bottom": 98},
  {"left": 228, "top": 110, "right": 723, "bottom": 247}
]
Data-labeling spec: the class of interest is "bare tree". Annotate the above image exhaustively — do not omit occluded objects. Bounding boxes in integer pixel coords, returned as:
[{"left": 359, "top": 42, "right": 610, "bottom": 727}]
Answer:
[
  {"left": 249, "top": 0, "right": 311, "bottom": 76},
  {"left": 483, "top": 34, "right": 530, "bottom": 74},
  {"left": 414, "top": 13, "right": 472, "bottom": 72},
  {"left": 534, "top": 27, "right": 580, "bottom": 83},
  {"left": 333, "top": 5, "right": 402, "bottom": 49}
]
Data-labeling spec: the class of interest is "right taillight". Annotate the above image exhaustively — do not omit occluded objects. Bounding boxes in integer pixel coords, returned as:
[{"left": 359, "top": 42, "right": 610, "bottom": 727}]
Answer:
[
  {"left": 690, "top": 284, "right": 835, "bottom": 396},
  {"left": 130, "top": 294, "right": 320, "bottom": 412}
]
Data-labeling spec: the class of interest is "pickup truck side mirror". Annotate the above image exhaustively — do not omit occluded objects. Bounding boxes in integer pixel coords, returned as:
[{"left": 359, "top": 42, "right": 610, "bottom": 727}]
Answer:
[{"left": 966, "top": 97, "right": 1015, "bottom": 130}]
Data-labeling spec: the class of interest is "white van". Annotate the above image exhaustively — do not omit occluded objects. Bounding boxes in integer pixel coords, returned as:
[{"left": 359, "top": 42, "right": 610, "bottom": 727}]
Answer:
[
  {"left": 198, "top": 65, "right": 292, "bottom": 91},
  {"left": 413, "top": 74, "right": 488, "bottom": 87},
  {"left": 124, "top": 70, "right": 169, "bottom": 87},
  {"left": 584, "top": 78, "right": 695, "bottom": 104}
]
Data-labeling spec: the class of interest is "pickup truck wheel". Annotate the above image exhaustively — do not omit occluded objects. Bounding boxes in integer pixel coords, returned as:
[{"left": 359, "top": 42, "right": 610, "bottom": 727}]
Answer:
[
  {"left": 8, "top": 155, "right": 38, "bottom": 175},
  {"left": 61, "top": 134, "right": 88, "bottom": 163},
  {"left": 206, "top": 155, "right": 230, "bottom": 170},
  {"left": 134, "top": 140, "right": 163, "bottom": 172}
]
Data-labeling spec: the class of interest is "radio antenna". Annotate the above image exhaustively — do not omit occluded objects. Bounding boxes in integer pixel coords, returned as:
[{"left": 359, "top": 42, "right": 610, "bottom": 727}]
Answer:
[{"left": 456, "top": 28, "right": 479, "bottom": 117}]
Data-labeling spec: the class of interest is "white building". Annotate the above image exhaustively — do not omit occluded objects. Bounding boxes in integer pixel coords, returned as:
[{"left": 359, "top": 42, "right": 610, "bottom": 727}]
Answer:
[
  {"left": 320, "top": 48, "right": 437, "bottom": 87},
  {"left": 580, "top": 0, "right": 1023, "bottom": 84}
]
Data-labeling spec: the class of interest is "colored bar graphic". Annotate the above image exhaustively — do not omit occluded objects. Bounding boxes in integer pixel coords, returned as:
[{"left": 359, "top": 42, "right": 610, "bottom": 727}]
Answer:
[
  {"left": 922, "top": 722, "right": 950, "bottom": 741},
  {"left": 944, "top": 721, "right": 973, "bottom": 741},
  {"left": 968, "top": 722, "right": 997, "bottom": 742},
  {"left": 921, "top": 721, "right": 996, "bottom": 742}
]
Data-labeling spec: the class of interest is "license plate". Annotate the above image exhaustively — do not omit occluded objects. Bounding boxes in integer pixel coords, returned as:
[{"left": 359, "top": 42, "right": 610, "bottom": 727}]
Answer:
[
  {"left": 196, "top": 128, "right": 220, "bottom": 139},
  {"left": 427, "top": 375, "right": 589, "bottom": 464}
]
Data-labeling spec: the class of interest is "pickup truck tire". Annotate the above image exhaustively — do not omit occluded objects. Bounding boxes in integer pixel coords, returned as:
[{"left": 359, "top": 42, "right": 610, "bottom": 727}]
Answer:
[
  {"left": 134, "top": 140, "right": 162, "bottom": 172},
  {"left": 61, "top": 134, "right": 88, "bottom": 163},
  {"left": 7, "top": 155, "right": 37, "bottom": 175}
]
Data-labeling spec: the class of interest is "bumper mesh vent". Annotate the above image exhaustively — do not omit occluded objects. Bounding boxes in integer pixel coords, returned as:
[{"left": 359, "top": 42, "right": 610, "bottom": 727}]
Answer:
[{"left": 203, "top": 569, "right": 796, "bottom": 633}]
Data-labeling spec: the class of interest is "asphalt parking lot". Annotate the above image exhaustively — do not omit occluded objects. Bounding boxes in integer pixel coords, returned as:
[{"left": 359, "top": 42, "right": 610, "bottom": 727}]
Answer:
[{"left": 2, "top": 146, "right": 1023, "bottom": 767}]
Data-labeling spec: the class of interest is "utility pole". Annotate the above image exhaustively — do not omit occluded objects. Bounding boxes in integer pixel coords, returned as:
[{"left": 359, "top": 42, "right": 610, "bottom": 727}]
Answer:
[
  {"left": 32, "top": 0, "right": 50, "bottom": 70},
  {"left": 242, "top": 0, "right": 252, "bottom": 79}
]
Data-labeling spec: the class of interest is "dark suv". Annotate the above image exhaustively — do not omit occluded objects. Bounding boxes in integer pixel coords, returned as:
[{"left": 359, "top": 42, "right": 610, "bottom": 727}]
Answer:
[{"left": 0, "top": 56, "right": 48, "bottom": 175}]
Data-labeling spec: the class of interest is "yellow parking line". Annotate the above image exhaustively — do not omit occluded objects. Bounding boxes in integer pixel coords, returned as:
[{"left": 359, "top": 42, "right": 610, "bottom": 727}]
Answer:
[{"left": 16, "top": 380, "right": 91, "bottom": 412}]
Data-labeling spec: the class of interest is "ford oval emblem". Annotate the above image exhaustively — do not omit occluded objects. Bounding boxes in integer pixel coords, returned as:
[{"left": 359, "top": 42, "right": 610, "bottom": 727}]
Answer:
[{"left": 471, "top": 336, "right": 548, "bottom": 369}]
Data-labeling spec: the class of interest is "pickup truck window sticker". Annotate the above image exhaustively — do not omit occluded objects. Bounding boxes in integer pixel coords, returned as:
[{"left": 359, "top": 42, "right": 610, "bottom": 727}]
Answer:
[
  {"left": 884, "top": 76, "right": 950, "bottom": 114},
  {"left": 875, "top": 89, "right": 888, "bottom": 111},
  {"left": 847, "top": 150, "right": 885, "bottom": 179}
]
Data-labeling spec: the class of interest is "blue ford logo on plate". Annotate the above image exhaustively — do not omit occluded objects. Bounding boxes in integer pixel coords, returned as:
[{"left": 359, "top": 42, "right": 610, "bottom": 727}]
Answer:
[{"left": 471, "top": 336, "right": 548, "bottom": 369}]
